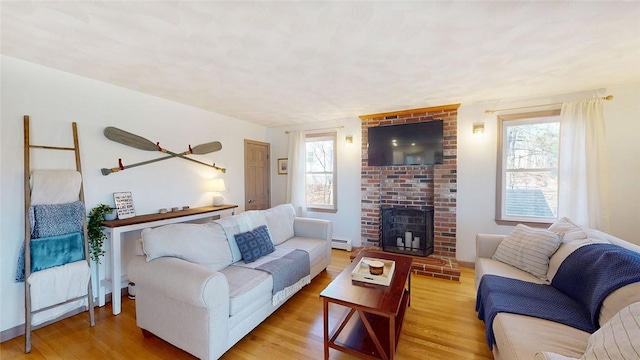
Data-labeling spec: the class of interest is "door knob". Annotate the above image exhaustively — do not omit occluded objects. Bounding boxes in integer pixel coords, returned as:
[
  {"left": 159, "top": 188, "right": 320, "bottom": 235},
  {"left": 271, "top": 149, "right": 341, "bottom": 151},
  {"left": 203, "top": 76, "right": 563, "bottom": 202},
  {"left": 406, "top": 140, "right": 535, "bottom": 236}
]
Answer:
[{"left": 248, "top": 199, "right": 253, "bottom": 203}]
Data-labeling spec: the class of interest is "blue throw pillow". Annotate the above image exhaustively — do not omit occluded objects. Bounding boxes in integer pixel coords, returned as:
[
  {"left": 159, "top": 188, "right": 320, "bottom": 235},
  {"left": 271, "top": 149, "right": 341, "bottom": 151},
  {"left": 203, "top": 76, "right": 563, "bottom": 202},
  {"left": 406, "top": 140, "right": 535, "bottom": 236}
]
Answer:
[{"left": 234, "top": 225, "right": 275, "bottom": 263}]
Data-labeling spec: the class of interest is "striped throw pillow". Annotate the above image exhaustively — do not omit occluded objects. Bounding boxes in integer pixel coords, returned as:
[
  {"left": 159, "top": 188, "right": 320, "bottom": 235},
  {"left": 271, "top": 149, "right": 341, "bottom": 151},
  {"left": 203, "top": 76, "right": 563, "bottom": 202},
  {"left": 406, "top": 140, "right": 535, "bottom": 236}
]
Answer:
[
  {"left": 535, "top": 352, "right": 577, "bottom": 360},
  {"left": 492, "top": 224, "right": 561, "bottom": 280},
  {"left": 582, "top": 302, "right": 640, "bottom": 360}
]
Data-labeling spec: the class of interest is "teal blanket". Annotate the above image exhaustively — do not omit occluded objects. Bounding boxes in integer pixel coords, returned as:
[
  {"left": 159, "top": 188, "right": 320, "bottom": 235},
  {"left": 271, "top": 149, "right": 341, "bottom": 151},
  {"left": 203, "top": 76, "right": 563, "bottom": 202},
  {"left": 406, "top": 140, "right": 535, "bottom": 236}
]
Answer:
[
  {"left": 16, "top": 232, "right": 85, "bottom": 282},
  {"left": 15, "top": 201, "right": 86, "bottom": 282},
  {"left": 30, "top": 232, "right": 85, "bottom": 272}
]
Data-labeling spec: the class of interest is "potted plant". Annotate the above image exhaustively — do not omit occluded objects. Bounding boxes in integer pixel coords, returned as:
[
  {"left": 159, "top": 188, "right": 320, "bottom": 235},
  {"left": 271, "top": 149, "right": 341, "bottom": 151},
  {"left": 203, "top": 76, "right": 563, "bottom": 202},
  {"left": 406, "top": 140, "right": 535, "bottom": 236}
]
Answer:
[{"left": 87, "top": 204, "right": 114, "bottom": 263}]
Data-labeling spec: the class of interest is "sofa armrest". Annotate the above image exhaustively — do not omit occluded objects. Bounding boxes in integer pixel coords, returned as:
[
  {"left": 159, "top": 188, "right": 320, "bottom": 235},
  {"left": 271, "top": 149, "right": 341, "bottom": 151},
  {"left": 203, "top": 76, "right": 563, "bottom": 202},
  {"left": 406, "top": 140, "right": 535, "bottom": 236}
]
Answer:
[
  {"left": 476, "top": 233, "right": 506, "bottom": 259},
  {"left": 293, "top": 217, "right": 333, "bottom": 242},
  {"left": 128, "top": 256, "right": 229, "bottom": 309}
]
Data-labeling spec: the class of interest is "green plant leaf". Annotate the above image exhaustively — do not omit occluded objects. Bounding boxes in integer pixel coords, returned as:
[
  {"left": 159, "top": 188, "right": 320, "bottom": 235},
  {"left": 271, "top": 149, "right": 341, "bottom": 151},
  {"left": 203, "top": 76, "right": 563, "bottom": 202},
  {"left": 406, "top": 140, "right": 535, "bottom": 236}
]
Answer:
[{"left": 87, "top": 204, "right": 112, "bottom": 263}]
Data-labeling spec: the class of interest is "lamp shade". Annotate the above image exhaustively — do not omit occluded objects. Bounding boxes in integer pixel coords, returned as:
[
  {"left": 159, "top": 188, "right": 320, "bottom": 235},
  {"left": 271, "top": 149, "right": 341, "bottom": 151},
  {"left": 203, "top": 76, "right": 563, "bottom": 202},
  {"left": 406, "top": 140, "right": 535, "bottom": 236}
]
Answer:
[{"left": 209, "top": 178, "right": 226, "bottom": 192}]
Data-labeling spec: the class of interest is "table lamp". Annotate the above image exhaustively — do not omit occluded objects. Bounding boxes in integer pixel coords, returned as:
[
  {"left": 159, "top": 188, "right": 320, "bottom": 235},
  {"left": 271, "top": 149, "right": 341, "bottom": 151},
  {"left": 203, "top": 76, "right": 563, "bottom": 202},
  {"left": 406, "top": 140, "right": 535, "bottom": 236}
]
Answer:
[{"left": 209, "top": 178, "right": 226, "bottom": 206}]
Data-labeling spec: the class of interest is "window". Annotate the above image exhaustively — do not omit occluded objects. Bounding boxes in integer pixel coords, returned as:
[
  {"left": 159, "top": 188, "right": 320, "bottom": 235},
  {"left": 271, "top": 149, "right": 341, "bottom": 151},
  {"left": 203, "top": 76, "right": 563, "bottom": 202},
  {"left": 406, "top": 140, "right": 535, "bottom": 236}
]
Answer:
[
  {"left": 305, "top": 132, "right": 337, "bottom": 212},
  {"left": 496, "top": 110, "right": 560, "bottom": 225}
]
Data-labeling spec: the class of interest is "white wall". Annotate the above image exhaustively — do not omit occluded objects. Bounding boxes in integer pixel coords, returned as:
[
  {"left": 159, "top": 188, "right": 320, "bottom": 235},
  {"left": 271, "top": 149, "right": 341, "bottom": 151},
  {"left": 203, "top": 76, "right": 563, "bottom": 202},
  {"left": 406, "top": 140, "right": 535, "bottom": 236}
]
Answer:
[
  {"left": 268, "top": 83, "right": 640, "bottom": 265},
  {"left": 268, "top": 118, "right": 362, "bottom": 247},
  {"left": 602, "top": 83, "right": 640, "bottom": 242},
  {"left": 3, "top": 53, "right": 638, "bottom": 335},
  {"left": 456, "top": 84, "right": 640, "bottom": 263},
  {"left": 0, "top": 56, "right": 268, "bottom": 333}
]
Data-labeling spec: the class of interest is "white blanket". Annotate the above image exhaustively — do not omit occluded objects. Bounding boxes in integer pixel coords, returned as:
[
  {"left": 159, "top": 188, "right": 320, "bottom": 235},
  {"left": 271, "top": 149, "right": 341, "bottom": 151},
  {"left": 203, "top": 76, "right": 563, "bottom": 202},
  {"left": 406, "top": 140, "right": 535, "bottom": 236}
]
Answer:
[
  {"left": 30, "top": 170, "right": 82, "bottom": 205},
  {"left": 28, "top": 260, "right": 90, "bottom": 326}
]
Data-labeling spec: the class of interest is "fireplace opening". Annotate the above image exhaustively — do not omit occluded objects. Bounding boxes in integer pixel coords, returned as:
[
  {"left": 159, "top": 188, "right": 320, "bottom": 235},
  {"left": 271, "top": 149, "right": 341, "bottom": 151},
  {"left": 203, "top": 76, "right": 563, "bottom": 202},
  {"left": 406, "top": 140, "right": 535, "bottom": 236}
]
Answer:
[{"left": 381, "top": 206, "right": 434, "bottom": 257}]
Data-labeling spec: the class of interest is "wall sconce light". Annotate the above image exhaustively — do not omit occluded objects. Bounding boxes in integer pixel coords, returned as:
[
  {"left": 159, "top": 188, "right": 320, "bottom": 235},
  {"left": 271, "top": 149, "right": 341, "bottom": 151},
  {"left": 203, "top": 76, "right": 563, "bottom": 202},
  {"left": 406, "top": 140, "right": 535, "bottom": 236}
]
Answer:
[
  {"left": 209, "top": 178, "right": 226, "bottom": 206},
  {"left": 473, "top": 123, "right": 485, "bottom": 135},
  {"left": 345, "top": 135, "right": 354, "bottom": 144}
]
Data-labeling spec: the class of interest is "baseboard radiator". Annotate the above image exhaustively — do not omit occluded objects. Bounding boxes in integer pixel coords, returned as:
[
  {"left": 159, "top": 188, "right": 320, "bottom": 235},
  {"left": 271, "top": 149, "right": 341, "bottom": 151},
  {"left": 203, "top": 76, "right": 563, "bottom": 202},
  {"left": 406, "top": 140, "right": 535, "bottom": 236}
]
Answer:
[{"left": 331, "top": 238, "right": 352, "bottom": 251}]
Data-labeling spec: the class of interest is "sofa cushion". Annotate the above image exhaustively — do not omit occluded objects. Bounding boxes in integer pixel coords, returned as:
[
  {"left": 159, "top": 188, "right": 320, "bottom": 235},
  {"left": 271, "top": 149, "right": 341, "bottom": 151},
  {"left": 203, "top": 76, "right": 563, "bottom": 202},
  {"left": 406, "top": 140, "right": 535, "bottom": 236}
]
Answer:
[
  {"left": 493, "top": 313, "right": 589, "bottom": 360},
  {"left": 475, "top": 257, "right": 548, "bottom": 290},
  {"left": 141, "top": 222, "right": 232, "bottom": 271},
  {"left": 492, "top": 224, "right": 561, "bottom": 280},
  {"left": 277, "top": 236, "right": 327, "bottom": 270},
  {"left": 235, "top": 225, "right": 275, "bottom": 263},
  {"left": 219, "top": 265, "right": 272, "bottom": 316},
  {"left": 264, "top": 204, "right": 296, "bottom": 245},
  {"left": 599, "top": 282, "right": 640, "bottom": 326},
  {"left": 215, "top": 211, "right": 269, "bottom": 262}
]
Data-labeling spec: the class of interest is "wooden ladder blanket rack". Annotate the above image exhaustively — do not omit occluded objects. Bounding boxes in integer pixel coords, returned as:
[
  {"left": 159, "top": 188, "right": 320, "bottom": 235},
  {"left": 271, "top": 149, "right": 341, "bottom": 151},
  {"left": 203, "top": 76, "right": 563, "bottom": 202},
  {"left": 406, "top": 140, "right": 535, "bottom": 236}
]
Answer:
[{"left": 23, "top": 115, "right": 95, "bottom": 353}]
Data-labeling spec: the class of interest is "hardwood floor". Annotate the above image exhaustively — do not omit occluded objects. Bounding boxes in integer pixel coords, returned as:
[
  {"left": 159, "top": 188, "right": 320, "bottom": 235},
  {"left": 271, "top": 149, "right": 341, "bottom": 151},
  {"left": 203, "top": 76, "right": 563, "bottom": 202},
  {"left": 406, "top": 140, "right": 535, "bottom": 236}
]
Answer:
[{"left": 1, "top": 250, "right": 493, "bottom": 359}]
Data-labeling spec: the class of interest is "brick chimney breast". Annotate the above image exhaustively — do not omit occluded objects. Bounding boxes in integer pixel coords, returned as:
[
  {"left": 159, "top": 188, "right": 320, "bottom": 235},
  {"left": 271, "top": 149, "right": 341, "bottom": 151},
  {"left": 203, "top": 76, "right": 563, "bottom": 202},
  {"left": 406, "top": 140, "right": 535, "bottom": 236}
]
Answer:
[{"left": 359, "top": 105, "right": 459, "bottom": 258}]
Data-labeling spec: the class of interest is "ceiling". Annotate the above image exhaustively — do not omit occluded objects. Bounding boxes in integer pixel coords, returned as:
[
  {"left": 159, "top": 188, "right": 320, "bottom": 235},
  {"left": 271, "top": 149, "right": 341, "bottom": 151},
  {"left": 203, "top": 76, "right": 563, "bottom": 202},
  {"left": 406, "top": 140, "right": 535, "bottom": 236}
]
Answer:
[{"left": 2, "top": 1, "right": 639, "bottom": 127}]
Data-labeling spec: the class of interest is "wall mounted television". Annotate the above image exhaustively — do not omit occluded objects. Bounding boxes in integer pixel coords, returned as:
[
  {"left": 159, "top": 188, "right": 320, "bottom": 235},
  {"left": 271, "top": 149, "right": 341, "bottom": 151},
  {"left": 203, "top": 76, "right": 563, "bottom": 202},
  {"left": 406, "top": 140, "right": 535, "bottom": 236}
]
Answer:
[{"left": 367, "top": 120, "right": 444, "bottom": 166}]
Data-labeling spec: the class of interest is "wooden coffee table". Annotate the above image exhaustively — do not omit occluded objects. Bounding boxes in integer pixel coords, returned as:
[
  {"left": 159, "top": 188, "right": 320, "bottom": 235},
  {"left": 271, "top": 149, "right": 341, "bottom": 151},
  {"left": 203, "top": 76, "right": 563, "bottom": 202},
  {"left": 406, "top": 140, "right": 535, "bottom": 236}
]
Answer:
[{"left": 320, "top": 250, "right": 412, "bottom": 360}]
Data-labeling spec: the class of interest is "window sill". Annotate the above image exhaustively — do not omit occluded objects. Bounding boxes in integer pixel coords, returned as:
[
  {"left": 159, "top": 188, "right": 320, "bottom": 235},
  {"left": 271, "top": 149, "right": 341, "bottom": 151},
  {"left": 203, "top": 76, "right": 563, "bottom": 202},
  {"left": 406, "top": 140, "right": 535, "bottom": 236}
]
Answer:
[
  {"left": 495, "top": 219, "right": 552, "bottom": 228},
  {"left": 307, "top": 207, "right": 337, "bottom": 214}
]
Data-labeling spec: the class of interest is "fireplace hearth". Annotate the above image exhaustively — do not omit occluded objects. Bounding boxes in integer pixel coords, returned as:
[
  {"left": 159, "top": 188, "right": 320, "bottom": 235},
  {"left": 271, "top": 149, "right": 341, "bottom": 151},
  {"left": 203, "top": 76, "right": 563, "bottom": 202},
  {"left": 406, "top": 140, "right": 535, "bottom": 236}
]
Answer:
[{"left": 381, "top": 206, "right": 434, "bottom": 257}]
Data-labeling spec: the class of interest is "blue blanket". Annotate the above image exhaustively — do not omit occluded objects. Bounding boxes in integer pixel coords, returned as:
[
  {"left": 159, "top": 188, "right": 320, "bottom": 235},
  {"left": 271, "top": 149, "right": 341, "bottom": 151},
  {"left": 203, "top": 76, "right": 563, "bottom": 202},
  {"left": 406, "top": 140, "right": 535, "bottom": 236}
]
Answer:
[
  {"left": 476, "top": 243, "right": 640, "bottom": 350},
  {"left": 476, "top": 275, "right": 592, "bottom": 349},
  {"left": 29, "top": 201, "right": 84, "bottom": 238},
  {"left": 257, "top": 249, "right": 310, "bottom": 295},
  {"left": 552, "top": 243, "right": 640, "bottom": 327}
]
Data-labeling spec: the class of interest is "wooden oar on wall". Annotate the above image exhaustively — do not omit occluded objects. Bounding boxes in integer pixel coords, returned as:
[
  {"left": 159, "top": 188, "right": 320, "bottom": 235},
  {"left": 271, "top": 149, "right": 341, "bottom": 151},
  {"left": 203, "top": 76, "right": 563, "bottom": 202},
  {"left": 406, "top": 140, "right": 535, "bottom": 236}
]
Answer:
[
  {"left": 103, "top": 127, "right": 226, "bottom": 173},
  {"left": 101, "top": 141, "right": 223, "bottom": 175}
]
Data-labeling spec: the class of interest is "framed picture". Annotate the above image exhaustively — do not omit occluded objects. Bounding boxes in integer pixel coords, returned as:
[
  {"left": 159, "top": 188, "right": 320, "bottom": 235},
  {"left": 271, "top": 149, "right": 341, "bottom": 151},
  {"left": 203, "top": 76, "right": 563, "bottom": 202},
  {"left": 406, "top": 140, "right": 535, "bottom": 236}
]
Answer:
[
  {"left": 113, "top": 191, "right": 136, "bottom": 219},
  {"left": 277, "top": 158, "right": 288, "bottom": 175}
]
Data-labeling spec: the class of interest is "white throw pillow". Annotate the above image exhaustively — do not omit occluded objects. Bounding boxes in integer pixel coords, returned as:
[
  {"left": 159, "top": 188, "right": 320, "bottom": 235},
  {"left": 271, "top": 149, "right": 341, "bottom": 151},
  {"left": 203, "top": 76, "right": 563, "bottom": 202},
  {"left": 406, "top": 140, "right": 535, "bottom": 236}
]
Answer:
[
  {"left": 548, "top": 217, "right": 588, "bottom": 243},
  {"left": 492, "top": 224, "right": 561, "bottom": 280},
  {"left": 141, "top": 222, "right": 232, "bottom": 271},
  {"left": 581, "top": 302, "right": 640, "bottom": 360}
]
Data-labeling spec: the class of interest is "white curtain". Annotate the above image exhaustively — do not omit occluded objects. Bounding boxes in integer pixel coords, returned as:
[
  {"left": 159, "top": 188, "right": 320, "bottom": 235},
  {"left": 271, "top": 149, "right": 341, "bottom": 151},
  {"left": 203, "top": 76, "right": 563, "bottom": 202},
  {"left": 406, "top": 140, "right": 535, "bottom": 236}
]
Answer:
[
  {"left": 558, "top": 98, "right": 610, "bottom": 230},
  {"left": 286, "top": 131, "right": 307, "bottom": 216}
]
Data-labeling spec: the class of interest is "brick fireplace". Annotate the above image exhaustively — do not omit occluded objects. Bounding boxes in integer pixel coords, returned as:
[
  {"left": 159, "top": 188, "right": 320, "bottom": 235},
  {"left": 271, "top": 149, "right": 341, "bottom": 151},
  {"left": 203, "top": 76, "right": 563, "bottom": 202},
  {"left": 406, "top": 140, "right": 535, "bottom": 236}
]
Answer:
[{"left": 359, "top": 104, "right": 460, "bottom": 281}]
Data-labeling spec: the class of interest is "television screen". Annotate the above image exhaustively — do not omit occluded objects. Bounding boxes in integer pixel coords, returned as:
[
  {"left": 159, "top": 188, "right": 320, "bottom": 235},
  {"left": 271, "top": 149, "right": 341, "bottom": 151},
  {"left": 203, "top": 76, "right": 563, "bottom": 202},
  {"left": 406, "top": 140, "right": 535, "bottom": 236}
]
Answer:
[{"left": 367, "top": 120, "right": 444, "bottom": 166}]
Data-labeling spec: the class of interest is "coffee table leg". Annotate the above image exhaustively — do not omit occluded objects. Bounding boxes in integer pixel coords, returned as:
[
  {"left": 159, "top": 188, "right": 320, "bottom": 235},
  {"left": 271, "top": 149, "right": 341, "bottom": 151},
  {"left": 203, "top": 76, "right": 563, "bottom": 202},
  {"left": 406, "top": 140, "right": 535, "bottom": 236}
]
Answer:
[
  {"left": 323, "top": 299, "right": 329, "bottom": 360},
  {"left": 389, "top": 315, "right": 396, "bottom": 360},
  {"left": 408, "top": 272, "right": 411, "bottom": 307}
]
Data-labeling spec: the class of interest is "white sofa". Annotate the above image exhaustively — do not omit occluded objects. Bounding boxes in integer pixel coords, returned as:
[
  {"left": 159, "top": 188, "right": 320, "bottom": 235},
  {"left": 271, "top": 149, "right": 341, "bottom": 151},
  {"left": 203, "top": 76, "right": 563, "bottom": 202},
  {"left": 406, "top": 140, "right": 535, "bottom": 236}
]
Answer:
[
  {"left": 128, "top": 204, "right": 332, "bottom": 360},
  {"left": 475, "top": 218, "right": 640, "bottom": 360}
]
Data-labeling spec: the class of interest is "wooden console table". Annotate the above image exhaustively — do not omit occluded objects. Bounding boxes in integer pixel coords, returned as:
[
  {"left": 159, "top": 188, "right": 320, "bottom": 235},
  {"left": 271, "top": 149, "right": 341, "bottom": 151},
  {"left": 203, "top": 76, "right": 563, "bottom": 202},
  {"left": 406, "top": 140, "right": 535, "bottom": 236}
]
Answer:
[{"left": 99, "top": 204, "right": 237, "bottom": 315}]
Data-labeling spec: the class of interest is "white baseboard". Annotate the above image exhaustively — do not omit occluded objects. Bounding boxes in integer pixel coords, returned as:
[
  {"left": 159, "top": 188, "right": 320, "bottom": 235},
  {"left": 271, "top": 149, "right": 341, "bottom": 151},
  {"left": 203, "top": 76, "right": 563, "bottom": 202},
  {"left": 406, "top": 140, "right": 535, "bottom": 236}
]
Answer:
[{"left": 331, "top": 238, "right": 352, "bottom": 251}]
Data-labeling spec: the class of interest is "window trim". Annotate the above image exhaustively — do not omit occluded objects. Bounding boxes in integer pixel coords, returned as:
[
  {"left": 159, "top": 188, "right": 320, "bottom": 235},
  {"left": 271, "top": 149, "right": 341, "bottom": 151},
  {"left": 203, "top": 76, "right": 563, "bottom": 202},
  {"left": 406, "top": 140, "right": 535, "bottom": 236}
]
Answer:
[
  {"left": 495, "top": 109, "right": 560, "bottom": 226},
  {"left": 305, "top": 131, "right": 337, "bottom": 213}
]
